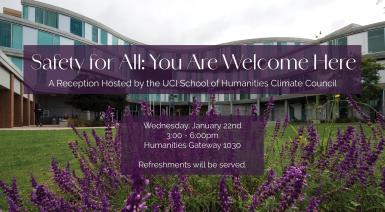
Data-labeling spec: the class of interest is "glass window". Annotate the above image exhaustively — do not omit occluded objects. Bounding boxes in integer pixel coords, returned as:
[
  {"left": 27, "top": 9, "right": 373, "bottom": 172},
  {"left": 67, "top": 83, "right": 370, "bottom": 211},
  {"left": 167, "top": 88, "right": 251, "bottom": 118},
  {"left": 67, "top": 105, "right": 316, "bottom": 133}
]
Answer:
[
  {"left": 35, "top": 7, "right": 44, "bottom": 24},
  {"left": 368, "top": 28, "right": 385, "bottom": 53},
  {"left": 45, "top": 10, "right": 58, "bottom": 28},
  {"left": 100, "top": 29, "right": 108, "bottom": 44},
  {"left": 70, "top": 18, "right": 83, "bottom": 37},
  {"left": 34, "top": 8, "right": 58, "bottom": 28},
  {"left": 112, "top": 36, "right": 118, "bottom": 45},
  {"left": 59, "top": 36, "right": 74, "bottom": 45},
  {"left": 22, "top": 6, "right": 28, "bottom": 19},
  {"left": 12, "top": 24, "right": 23, "bottom": 49},
  {"left": 58, "top": 14, "right": 70, "bottom": 32},
  {"left": 74, "top": 40, "right": 85, "bottom": 45},
  {"left": 10, "top": 57, "right": 23, "bottom": 74},
  {"left": 0, "top": 21, "right": 11, "bottom": 47},
  {"left": 240, "top": 93, "right": 250, "bottom": 100},
  {"left": 92, "top": 26, "right": 98, "bottom": 43},
  {"left": 328, "top": 37, "right": 347, "bottom": 45},
  {"left": 337, "top": 37, "right": 347, "bottom": 45},
  {"left": 38, "top": 30, "right": 59, "bottom": 45}
]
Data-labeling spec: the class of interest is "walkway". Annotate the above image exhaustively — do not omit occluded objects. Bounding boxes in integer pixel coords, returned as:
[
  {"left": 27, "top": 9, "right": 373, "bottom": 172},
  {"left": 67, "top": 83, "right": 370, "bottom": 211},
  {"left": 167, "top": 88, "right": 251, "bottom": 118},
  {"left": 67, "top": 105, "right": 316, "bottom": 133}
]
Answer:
[{"left": 0, "top": 125, "right": 105, "bottom": 131}]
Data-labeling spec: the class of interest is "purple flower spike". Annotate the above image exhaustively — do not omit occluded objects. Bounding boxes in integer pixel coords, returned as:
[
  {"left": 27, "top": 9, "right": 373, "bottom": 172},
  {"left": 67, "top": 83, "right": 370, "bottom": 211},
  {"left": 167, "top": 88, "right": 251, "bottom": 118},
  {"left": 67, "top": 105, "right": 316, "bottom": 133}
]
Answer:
[
  {"left": 306, "top": 196, "right": 321, "bottom": 212},
  {"left": 191, "top": 96, "right": 201, "bottom": 116},
  {"left": 262, "top": 97, "right": 274, "bottom": 128},
  {"left": 381, "top": 167, "right": 385, "bottom": 195},
  {"left": 169, "top": 186, "right": 185, "bottom": 212},
  {"left": 219, "top": 176, "right": 231, "bottom": 212}
]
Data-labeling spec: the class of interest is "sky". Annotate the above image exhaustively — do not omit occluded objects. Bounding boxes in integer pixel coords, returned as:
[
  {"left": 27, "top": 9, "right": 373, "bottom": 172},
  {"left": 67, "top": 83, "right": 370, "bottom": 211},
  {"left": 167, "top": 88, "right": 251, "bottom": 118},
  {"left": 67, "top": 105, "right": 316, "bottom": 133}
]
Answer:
[{"left": 1, "top": 0, "right": 384, "bottom": 44}]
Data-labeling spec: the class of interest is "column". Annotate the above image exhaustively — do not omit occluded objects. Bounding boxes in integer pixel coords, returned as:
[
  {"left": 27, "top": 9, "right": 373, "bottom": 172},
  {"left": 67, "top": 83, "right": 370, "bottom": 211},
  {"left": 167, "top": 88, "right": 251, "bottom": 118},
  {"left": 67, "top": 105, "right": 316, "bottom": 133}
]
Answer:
[
  {"left": 14, "top": 83, "right": 23, "bottom": 127},
  {"left": 23, "top": 94, "right": 31, "bottom": 126},
  {"left": 30, "top": 97, "right": 35, "bottom": 125},
  {"left": 0, "top": 74, "right": 14, "bottom": 128}
]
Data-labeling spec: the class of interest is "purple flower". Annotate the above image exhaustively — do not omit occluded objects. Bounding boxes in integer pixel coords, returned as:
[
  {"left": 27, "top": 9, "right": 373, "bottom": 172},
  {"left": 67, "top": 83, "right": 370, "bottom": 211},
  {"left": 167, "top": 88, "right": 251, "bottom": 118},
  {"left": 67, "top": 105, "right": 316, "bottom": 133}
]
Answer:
[
  {"left": 169, "top": 186, "right": 185, "bottom": 212},
  {"left": 178, "top": 174, "right": 192, "bottom": 195},
  {"left": 30, "top": 177, "right": 76, "bottom": 211},
  {"left": 281, "top": 113, "right": 289, "bottom": 136},
  {"left": 207, "top": 94, "right": 218, "bottom": 116},
  {"left": 154, "top": 185, "right": 166, "bottom": 199},
  {"left": 306, "top": 196, "right": 321, "bottom": 212},
  {"left": 0, "top": 177, "right": 23, "bottom": 211},
  {"left": 277, "top": 166, "right": 307, "bottom": 211},
  {"left": 381, "top": 167, "right": 385, "bottom": 195},
  {"left": 375, "top": 112, "right": 385, "bottom": 130},
  {"left": 337, "top": 137, "right": 358, "bottom": 177},
  {"left": 272, "top": 119, "right": 281, "bottom": 141},
  {"left": 301, "top": 124, "right": 319, "bottom": 166},
  {"left": 122, "top": 192, "right": 150, "bottom": 212},
  {"left": 289, "top": 127, "right": 303, "bottom": 164},
  {"left": 347, "top": 96, "right": 370, "bottom": 123},
  {"left": 249, "top": 169, "right": 276, "bottom": 210},
  {"left": 251, "top": 104, "right": 258, "bottom": 116},
  {"left": 262, "top": 97, "right": 274, "bottom": 128},
  {"left": 367, "top": 138, "right": 385, "bottom": 167},
  {"left": 6, "top": 197, "right": 20, "bottom": 212},
  {"left": 122, "top": 173, "right": 151, "bottom": 212},
  {"left": 191, "top": 96, "right": 201, "bottom": 116},
  {"left": 219, "top": 176, "right": 231, "bottom": 212},
  {"left": 140, "top": 101, "right": 152, "bottom": 116},
  {"left": 51, "top": 158, "right": 79, "bottom": 195},
  {"left": 231, "top": 174, "right": 248, "bottom": 201}
]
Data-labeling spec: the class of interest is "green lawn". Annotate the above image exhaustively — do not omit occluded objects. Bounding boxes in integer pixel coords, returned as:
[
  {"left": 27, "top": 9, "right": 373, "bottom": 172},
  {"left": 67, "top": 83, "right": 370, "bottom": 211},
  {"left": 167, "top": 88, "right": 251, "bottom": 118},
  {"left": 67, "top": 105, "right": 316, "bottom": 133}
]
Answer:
[
  {"left": 0, "top": 129, "right": 105, "bottom": 210},
  {"left": 0, "top": 123, "right": 368, "bottom": 210}
]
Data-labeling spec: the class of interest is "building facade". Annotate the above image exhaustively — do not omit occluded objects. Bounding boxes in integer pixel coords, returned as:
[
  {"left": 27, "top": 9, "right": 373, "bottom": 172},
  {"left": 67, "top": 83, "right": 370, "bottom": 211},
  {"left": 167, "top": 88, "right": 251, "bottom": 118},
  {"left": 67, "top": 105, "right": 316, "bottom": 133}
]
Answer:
[{"left": 0, "top": 0, "right": 385, "bottom": 127}]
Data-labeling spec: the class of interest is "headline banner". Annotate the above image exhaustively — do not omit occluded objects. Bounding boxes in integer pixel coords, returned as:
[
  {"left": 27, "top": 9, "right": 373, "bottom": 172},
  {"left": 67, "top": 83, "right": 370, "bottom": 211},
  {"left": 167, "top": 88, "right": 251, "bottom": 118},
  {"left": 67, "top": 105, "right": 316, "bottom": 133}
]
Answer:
[{"left": 23, "top": 45, "right": 362, "bottom": 94}]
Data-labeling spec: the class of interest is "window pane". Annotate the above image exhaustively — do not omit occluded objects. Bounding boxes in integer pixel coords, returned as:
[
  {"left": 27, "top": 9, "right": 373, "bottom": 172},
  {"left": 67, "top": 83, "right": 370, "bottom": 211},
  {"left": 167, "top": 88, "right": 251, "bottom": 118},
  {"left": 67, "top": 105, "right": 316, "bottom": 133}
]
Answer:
[
  {"left": 35, "top": 7, "right": 44, "bottom": 24},
  {"left": 53, "top": 35, "right": 59, "bottom": 45},
  {"left": 92, "top": 26, "right": 98, "bottom": 43},
  {"left": 240, "top": 93, "right": 249, "bottom": 100},
  {"left": 368, "top": 28, "right": 385, "bottom": 53},
  {"left": 112, "top": 36, "right": 118, "bottom": 45},
  {"left": 38, "top": 30, "right": 59, "bottom": 45},
  {"left": 10, "top": 57, "right": 23, "bottom": 74},
  {"left": 100, "top": 29, "right": 107, "bottom": 44},
  {"left": 70, "top": 18, "right": 83, "bottom": 37},
  {"left": 22, "top": 6, "right": 28, "bottom": 19},
  {"left": 0, "top": 21, "right": 11, "bottom": 47},
  {"left": 45, "top": 10, "right": 58, "bottom": 28},
  {"left": 12, "top": 24, "right": 23, "bottom": 49},
  {"left": 74, "top": 40, "right": 84, "bottom": 45},
  {"left": 337, "top": 37, "right": 347, "bottom": 45}
]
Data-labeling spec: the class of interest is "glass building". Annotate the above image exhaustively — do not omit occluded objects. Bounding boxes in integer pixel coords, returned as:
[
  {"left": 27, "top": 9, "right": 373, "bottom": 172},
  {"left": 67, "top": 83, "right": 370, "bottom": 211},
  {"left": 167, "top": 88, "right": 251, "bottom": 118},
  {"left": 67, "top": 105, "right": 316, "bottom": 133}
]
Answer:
[{"left": 1, "top": 0, "right": 385, "bottom": 127}]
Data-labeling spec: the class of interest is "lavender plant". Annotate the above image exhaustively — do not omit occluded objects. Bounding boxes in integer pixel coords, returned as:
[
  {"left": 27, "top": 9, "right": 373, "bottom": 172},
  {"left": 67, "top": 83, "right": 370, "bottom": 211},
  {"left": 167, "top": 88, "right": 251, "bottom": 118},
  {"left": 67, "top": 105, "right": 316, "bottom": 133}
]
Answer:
[{"left": 0, "top": 97, "right": 385, "bottom": 211}]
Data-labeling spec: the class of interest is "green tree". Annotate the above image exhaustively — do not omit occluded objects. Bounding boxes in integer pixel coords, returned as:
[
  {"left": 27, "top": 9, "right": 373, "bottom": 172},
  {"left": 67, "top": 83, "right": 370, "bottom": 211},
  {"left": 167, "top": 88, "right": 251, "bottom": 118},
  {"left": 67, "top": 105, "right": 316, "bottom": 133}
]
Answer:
[
  {"left": 66, "top": 94, "right": 127, "bottom": 120},
  {"left": 357, "top": 57, "right": 384, "bottom": 104}
]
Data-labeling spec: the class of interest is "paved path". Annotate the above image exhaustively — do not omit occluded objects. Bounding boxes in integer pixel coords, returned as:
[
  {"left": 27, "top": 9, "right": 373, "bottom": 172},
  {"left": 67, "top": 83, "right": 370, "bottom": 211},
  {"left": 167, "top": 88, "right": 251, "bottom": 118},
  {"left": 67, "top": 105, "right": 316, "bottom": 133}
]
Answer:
[{"left": 0, "top": 125, "right": 105, "bottom": 131}]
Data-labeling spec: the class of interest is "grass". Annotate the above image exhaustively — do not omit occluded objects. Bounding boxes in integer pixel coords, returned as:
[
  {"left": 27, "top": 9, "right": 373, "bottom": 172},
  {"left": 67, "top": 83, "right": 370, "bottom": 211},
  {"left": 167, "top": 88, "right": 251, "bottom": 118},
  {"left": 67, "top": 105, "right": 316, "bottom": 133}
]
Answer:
[
  {"left": 0, "top": 129, "right": 104, "bottom": 210},
  {"left": 0, "top": 123, "right": 376, "bottom": 210}
]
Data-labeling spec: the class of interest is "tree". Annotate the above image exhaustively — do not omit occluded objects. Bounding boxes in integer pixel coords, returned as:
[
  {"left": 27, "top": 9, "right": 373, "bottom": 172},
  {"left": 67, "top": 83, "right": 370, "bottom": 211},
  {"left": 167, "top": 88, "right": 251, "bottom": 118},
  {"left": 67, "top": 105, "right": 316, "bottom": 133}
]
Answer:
[
  {"left": 356, "top": 57, "right": 384, "bottom": 105},
  {"left": 66, "top": 94, "right": 128, "bottom": 120}
]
